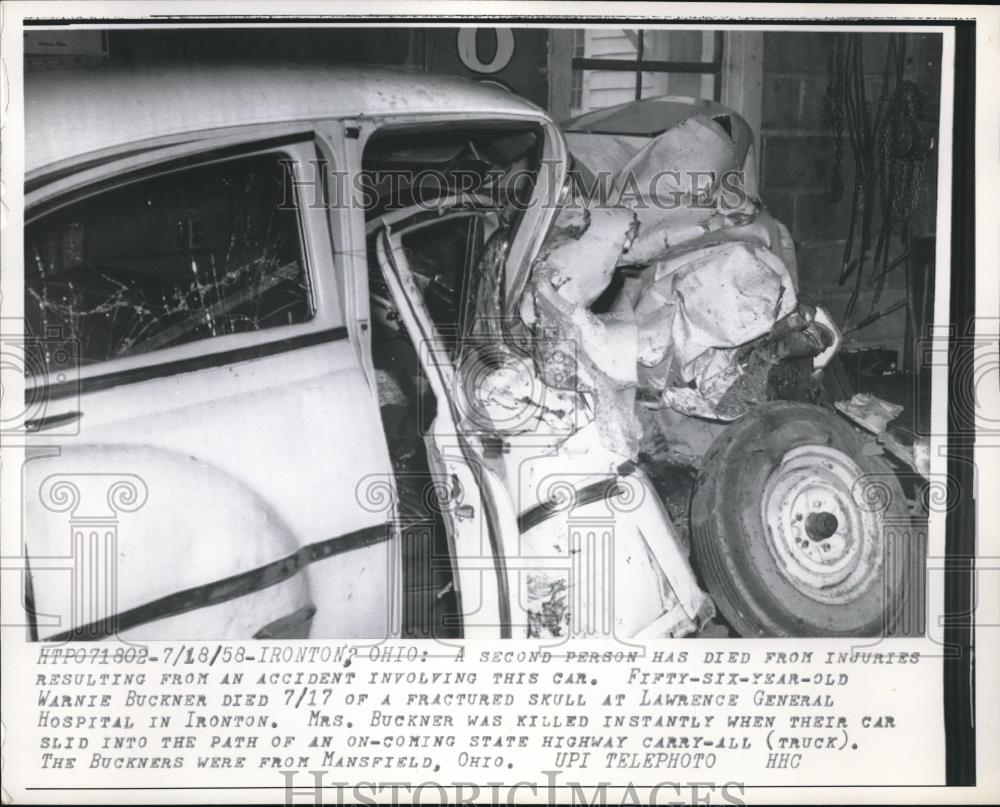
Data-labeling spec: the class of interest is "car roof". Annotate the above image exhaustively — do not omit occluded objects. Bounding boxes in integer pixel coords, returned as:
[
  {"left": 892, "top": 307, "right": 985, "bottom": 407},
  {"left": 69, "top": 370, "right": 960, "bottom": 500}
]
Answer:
[{"left": 25, "top": 63, "right": 546, "bottom": 174}]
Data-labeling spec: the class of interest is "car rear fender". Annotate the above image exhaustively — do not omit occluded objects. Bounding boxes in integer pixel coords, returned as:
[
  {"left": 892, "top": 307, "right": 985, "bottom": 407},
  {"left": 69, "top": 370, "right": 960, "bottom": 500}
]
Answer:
[{"left": 23, "top": 443, "right": 314, "bottom": 641}]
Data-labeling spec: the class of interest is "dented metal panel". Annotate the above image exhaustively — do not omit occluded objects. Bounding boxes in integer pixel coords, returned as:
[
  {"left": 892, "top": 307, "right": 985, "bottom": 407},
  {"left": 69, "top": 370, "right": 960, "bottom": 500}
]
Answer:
[{"left": 522, "top": 99, "right": 826, "bottom": 433}]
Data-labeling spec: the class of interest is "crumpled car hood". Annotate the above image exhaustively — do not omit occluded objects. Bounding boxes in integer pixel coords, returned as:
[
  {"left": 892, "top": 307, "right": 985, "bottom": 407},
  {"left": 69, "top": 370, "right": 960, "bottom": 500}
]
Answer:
[
  {"left": 503, "top": 98, "right": 809, "bottom": 458},
  {"left": 472, "top": 97, "right": 833, "bottom": 465}
]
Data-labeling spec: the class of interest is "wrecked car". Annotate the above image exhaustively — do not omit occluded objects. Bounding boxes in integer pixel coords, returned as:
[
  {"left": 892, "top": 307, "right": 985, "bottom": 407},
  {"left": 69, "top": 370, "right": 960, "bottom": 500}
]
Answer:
[{"left": 20, "top": 65, "right": 918, "bottom": 641}]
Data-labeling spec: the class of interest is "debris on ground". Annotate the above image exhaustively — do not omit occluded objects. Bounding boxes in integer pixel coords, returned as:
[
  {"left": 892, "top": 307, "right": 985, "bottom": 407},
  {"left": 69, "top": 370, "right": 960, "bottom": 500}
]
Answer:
[
  {"left": 836, "top": 393, "right": 929, "bottom": 479},
  {"left": 835, "top": 392, "right": 905, "bottom": 433}
]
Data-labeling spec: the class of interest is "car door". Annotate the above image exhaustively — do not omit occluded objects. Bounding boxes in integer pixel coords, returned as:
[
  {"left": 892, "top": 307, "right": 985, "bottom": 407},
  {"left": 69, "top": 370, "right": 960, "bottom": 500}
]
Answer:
[
  {"left": 373, "top": 218, "right": 525, "bottom": 639},
  {"left": 368, "top": 195, "right": 712, "bottom": 641},
  {"left": 22, "top": 130, "right": 397, "bottom": 641}
]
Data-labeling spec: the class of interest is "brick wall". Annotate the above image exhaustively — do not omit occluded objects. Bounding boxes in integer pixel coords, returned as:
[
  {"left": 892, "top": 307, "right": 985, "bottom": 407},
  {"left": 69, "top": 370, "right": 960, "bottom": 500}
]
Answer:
[{"left": 758, "top": 32, "right": 942, "bottom": 355}]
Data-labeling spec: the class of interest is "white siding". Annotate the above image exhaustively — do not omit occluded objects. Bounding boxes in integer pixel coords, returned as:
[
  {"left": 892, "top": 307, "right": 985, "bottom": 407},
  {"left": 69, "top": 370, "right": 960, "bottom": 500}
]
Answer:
[{"left": 571, "top": 29, "right": 717, "bottom": 115}]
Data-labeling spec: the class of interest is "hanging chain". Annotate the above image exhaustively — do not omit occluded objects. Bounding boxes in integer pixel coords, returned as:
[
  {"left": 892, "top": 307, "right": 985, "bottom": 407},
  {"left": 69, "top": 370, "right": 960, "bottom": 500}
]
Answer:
[
  {"left": 879, "top": 81, "right": 927, "bottom": 223},
  {"left": 828, "top": 34, "right": 846, "bottom": 202}
]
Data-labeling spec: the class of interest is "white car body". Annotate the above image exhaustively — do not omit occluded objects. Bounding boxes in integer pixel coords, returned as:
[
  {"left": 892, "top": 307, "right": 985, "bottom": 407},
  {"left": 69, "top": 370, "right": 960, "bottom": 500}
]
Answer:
[{"left": 22, "top": 64, "right": 711, "bottom": 640}]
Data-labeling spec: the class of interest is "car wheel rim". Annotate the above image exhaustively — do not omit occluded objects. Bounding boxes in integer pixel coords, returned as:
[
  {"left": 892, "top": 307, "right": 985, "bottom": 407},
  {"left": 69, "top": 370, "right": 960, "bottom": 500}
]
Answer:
[{"left": 760, "top": 445, "right": 884, "bottom": 604}]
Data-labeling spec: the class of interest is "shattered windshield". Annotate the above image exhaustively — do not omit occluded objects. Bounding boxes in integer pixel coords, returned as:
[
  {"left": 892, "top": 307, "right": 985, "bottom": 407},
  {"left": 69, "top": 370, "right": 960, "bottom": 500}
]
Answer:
[{"left": 25, "top": 153, "right": 311, "bottom": 372}]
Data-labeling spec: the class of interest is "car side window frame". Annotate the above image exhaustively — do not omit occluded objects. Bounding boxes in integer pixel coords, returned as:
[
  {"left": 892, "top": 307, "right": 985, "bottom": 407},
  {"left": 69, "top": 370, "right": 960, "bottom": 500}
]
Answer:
[
  {"left": 392, "top": 209, "right": 498, "bottom": 349},
  {"left": 25, "top": 130, "right": 344, "bottom": 398}
]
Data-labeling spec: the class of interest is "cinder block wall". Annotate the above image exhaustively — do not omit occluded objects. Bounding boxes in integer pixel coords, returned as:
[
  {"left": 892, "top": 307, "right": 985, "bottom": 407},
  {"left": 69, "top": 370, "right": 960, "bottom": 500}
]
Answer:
[{"left": 758, "top": 32, "right": 942, "bottom": 355}]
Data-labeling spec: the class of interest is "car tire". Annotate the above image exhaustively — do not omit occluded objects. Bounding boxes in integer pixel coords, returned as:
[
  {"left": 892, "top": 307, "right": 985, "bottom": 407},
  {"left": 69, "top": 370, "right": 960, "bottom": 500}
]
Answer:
[{"left": 690, "top": 401, "right": 911, "bottom": 637}]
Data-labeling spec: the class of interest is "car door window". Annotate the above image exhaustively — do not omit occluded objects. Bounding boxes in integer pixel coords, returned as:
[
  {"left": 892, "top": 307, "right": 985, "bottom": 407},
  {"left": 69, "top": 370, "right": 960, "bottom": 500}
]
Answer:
[{"left": 25, "top": 153, "right": 311, "bottom": 371}]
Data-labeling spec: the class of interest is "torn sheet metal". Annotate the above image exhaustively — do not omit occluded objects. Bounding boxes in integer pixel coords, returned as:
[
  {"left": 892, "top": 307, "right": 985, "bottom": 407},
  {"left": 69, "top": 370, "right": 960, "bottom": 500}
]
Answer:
[
  {"left": 531, "top": 204, "right": 637, "bottom": 308},
  {"left": 520, "top": 99, "right": 823, "bottom": 449},
  {"left": 526, "top": 109, "right": 802, "bottom": 431},
  {"left": 651, "top": 240, "right": 796, "bottom": 377},
  {"left": 617, "top": 113, "right": 745, "bottom": 206},
  {"left": 524, "top": 208, "right": 800, "bottom": 442},
  {"left": 629, "top": 238, "right": 798, "bottom": 419},
  {"left": 624, "top": 209, "right": 740, "bottom": 265},
  {"left": 525, "top": 200, "right": 644, "bottom": 458},
  {"left": 564, "top": 133, "right": 647, "bottom": 198},
  {"left": 563, "top": 96, "right": 760, "bottom": 210}
]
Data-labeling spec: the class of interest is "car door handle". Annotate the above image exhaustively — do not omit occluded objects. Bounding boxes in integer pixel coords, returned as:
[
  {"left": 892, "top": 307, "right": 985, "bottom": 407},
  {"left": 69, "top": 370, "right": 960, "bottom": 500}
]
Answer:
[
  {"left": 454, "top": 504, "right": 476, "bottom": 521},
  {"left": 25, "top": 411, "right": 82, "bottom": 432},
  {"left": 448, "top": 474, "right": 475, "bottom": 520}
]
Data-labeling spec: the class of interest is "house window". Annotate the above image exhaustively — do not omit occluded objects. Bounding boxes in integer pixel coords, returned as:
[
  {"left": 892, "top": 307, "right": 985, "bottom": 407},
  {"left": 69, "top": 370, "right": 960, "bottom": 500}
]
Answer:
[{"left": 569, "top": 29, "right": 723, "bottom": 116}]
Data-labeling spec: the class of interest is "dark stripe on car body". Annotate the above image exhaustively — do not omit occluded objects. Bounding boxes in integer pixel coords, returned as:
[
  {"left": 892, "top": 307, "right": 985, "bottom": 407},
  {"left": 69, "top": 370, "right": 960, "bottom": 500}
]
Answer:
[
  {"left": 516, "top": 461, "right": 637, "bottom": 534},
  {"left": 41, "top": 521, "right": 390, "bottom": 642},
  {"left": 36, "top": 326, "right": 348, "bottom": 401}
]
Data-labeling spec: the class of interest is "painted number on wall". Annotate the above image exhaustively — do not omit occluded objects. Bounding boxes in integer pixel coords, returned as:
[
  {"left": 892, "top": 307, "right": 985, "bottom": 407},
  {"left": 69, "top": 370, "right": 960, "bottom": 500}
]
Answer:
[{"left": 456, "top": 28, "right": 515, "bottom": 74}]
